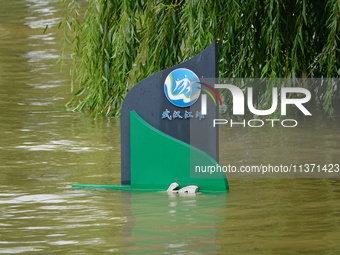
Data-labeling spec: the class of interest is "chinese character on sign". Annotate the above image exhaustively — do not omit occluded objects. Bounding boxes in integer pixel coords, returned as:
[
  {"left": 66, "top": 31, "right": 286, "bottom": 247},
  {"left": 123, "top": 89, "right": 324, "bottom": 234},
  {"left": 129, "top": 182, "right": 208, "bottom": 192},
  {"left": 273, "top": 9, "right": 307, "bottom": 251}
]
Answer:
[
  {"left": 161, "top": 109, "right": 172, "bottom": 120},
  {"left": 173, "top": 111, "right": 183, "bottom": 119},
  {"left": 184, "top": 111, "right": 193, "bottom": 119},
  {"left": 196, "top": 111, "right": 204, "bottom": 120}
]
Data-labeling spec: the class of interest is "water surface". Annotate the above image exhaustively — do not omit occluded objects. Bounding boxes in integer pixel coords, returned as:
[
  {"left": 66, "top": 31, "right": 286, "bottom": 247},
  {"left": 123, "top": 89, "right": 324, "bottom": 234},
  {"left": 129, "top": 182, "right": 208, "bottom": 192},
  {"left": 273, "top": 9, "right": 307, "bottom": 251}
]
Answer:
[{"left": 0, "top": 1, "right": 339, "bottom": 254}]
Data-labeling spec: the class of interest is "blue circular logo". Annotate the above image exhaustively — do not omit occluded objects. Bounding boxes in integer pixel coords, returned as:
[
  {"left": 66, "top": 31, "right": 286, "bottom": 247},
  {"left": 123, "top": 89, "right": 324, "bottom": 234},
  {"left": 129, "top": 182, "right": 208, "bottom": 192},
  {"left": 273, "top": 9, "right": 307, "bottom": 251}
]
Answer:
[{"left": 164, "top": 68, "right": 201, "bottom": 107}]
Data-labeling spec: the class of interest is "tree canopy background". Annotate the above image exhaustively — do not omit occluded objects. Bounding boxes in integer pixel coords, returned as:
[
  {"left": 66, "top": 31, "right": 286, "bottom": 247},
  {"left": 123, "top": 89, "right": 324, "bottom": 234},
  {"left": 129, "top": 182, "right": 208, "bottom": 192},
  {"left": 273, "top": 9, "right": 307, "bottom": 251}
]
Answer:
[{"left": 61, "top": 0, "right": 339, "bottom": 117}]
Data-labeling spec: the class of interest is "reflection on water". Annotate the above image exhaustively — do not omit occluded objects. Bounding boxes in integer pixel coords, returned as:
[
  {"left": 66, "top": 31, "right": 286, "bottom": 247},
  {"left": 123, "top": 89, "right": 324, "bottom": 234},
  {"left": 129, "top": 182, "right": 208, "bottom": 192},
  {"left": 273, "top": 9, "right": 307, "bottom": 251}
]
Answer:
[
  {"left": 122, "top": 192, "right": 226, "bottom": 254},
  {"left": 0, "top": 0, "right": 339, "bottom": 254}
]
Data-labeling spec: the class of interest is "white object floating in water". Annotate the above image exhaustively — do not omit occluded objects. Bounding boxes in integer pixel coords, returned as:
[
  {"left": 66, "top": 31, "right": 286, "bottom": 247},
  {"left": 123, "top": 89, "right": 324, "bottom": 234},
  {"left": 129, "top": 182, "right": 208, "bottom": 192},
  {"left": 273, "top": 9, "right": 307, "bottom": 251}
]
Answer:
[
  {"left": 167, "top": 182, "right": 179, "bottom": 192},
  {"left": 167, "top": 183, "right": 199, "bottom": 195},
  {"left": 178, "top": 185, "right": 198, "bottom": 194}
]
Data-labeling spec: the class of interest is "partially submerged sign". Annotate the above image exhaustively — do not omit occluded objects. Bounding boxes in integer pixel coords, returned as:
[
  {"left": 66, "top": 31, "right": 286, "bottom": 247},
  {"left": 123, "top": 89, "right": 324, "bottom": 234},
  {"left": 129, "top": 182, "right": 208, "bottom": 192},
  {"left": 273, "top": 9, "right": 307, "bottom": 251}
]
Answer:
[{"left": 73, "top": 40, "right": 229, "bottom": 193}]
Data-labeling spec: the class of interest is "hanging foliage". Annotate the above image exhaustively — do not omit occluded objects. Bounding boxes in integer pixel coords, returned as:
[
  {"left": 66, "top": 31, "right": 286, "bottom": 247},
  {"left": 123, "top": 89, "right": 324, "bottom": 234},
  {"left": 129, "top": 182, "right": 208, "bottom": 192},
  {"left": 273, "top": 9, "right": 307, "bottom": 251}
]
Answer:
[{"left": 61, "top": 0, "right": 339, "bottom": 117}]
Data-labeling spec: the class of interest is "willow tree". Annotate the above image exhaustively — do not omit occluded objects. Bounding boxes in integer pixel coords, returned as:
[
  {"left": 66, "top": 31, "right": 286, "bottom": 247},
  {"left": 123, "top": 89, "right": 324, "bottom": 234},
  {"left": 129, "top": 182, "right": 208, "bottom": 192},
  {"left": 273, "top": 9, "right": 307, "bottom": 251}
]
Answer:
[{"left": 62, "top": 0, "right": 339, "bottom": 117}]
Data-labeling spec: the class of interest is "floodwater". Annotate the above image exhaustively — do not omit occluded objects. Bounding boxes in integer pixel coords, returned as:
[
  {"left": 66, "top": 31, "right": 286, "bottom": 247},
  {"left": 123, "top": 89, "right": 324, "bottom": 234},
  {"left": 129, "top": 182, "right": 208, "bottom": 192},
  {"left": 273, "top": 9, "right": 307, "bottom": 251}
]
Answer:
[{"left": 0, "top": 1, "right": 339, "bottom": 254}]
